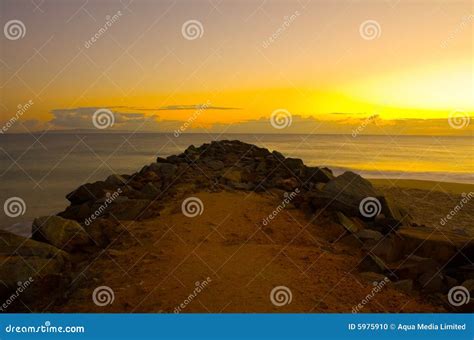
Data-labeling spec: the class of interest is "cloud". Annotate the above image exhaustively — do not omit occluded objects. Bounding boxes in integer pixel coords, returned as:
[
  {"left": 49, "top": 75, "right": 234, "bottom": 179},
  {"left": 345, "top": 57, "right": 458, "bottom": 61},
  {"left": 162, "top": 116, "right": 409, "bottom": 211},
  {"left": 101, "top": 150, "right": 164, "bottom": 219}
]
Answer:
[
  {"left": 7, "top": 106, "right": 470, "bottom": 136},
  {"left": 49, "top": 107, "right": 161, "bottom": 130},
  {"left": 109, "top": 105, "right": 241, "bottom": 111}
]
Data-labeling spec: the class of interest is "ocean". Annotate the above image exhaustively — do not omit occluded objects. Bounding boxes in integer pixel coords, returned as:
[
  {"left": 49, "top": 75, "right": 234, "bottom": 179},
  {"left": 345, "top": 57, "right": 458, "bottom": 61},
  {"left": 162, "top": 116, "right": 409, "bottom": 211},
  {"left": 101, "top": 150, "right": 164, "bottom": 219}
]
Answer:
[{"left": 1, "top": 133, "right": 472, "bottom": 236}]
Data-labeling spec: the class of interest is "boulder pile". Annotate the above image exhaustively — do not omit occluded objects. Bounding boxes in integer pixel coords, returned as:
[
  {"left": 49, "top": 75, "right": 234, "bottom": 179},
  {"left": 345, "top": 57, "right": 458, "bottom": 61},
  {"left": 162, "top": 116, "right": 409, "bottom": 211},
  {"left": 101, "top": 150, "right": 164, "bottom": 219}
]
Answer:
[{"left": 1, "top": 140, "right": 472, "bottom": 311}]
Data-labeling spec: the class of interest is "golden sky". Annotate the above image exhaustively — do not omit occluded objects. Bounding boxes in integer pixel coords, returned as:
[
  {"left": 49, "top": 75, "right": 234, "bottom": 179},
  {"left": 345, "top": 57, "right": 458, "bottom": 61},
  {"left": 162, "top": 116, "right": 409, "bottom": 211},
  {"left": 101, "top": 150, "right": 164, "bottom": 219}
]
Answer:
[{"left": 0, "top": 0, "right": 472, "bottom": 135}]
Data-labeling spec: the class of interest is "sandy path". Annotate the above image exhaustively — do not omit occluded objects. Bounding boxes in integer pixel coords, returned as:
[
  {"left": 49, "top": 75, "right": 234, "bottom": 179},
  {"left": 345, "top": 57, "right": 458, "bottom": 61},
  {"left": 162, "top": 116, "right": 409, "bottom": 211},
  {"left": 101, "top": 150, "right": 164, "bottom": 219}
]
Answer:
[{"left": 52, "top": 191, "right": 443, "bottom": 313}]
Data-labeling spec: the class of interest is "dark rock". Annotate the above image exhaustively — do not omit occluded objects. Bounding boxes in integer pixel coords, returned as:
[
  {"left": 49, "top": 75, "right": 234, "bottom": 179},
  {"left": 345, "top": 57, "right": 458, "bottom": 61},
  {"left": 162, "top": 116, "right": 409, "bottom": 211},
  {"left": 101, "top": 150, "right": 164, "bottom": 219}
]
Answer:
[
  {"left": 462, "top": 279, "right": 474, "bottom": 293},
  {"left": 337, "top": 212, "right": 365, "bottom": 234},
  {"left": 275, "top": 177, "right": 299, "bottom": 191},
  {"left": 105, "top": 198, "right": 159, "bottom": 220},
  {"left": 392, "top": 279, "right": 414, "bottom": 294},
  {"left": 393, "top": 255, "right": 439, "bottom": 280},
  {"left": 166, "top": 155, "right": 186, "bottom": 164},
  {"left": 140, "top": 183, "right": 161, "bottom": 199},
  {"left": 149, "top": 162, "right": 178, "bottom": 178},
  {"left": 58, "top": 202, "right": 92, "bottom": 222},
  {"left": 356, "top": 229, "right": 383, "bottom": 241},
  {"left": 272, "top": 150, "right": 285, "bottom": 160},
  {"left": 84, "top": 218, "right": 124, "bottom": 248},
  {"left": 358, "top": 254, "right": 389, "bottom": 273},
  {"left": 418, "top": 271, "right": 446, "bottom": 293},
  {"left": 310, "top": 171, "right": 383, "bottom": 218},
  {"left": 206, "top": 160, "right": 225, "bottom": 171},
  {"left": 32, "top": 216, "right": 91, "bottom": 252},
  {"left": 0, "top": 255, "right": 69, "bottom": 301},
  {"left": 368, "top": 234, "right": 404, "bottom": 262},
  {"left": 66, "top": 181, "right": 110, "bottom": 204},
  {"left": 105, "top": 174, "right": 127, "bottom": 187},
  {"left": 397, "top": 226, "right": 474, "bottom": 266},
  {"left": 360, "top": 272, "right": 389, "bottom": 284},
  {"left": 304, "top": 166, "right": 334, "bottom": 183},
  {"left": 0, "top": 230, "right": 68, "bottom": 259}
]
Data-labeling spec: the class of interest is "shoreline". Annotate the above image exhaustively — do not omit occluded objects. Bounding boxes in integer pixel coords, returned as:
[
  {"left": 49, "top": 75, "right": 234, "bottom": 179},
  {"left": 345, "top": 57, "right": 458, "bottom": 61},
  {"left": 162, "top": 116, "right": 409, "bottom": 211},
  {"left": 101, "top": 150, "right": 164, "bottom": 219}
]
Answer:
[
  {"left": 1, "top": 140, "right": 473, "bottom": 313},
  {"left": 370, "top": 179, "right": 474, "bottom": 195}
]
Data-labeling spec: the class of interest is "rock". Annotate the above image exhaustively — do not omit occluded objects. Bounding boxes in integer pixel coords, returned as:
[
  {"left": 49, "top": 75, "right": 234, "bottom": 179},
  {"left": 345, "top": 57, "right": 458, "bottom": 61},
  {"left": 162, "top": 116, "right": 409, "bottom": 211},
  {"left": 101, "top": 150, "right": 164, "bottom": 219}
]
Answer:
[
  {"left": 140, "top": 171, "right": 161, "bottom": 182},
  {"left": 358, "top": 254, "right": 389, "bottom": 273},
  {"left": 380, "top": 196, "right": 413, "bottom": 226},
  {"left": 105, "top": 174, "right": 127, "bottom": 187},
  {"left": 105, "top": 198, "right": 159, "bottom": 220},
  {"left": 140, "top": 183, "right": 161, "bottom": 199},
  {"left": 166, "top": 155, "right": 186, "bottom": 164},
  {"left": 310, "top": 171, "right": 382, "bottom": 217},
  {"left": 156, "top": 157, "right": 168, "bottom": 163},
  {"left": 337, "top": 212, "right": 365, "bottom": 234},
  {"left": 32, "top": 216, "right": 91, "bottom": 252},
  {"left": 0, "top": 230, "right": 68, "bottom": 260},
  {"left": 360, "top": 272, "right": 389, "bottom": 284},
  {"left": 0, "top": 255, "right": 69, "bottom": 300},
  {"left": 148, "top": 163, "right": 178, "bottom": 178},
  {"left": 445, "top": 276, "right": 458, "bottom": 289},
  {"left": 0, "top": 230, "right": 70, "bottom": 306},
  {"left": 461, "top": 279, "right": 474, "bottom": 293},
  {"left": 272, "top": 150, "right": 285, "bottom": 160},
  {"left": 84, "top": 218, "right": 124, "bottom": 248},
  {"left": 392, "top": 279, "right": 414, "bottom": 294},
  {"left": 397, "top": 226, "right": 474, "bottom": 266},
  {"left": 356, "top": 229, "right": 383, "bottom": 241},
  {"left": 418, "top": 271, "right": 446, "bottom": 293},
  {"left": 373, "top": 215, "right": 401, "bottom": 234},
  {"left": 66, "top": 181, "right": 110, "bottom": 204},
  {"left": 304, "top": 167, "right": 334, "bottom": 183},
  {"left": 393, "top": 255, "right": 439, "bottom": 280},
  {"left": 206, "top": 160, "right": 225, "bottom": 171},
  {"left": 222, "top": 168, "right": 245, "bottom": 183},
  {"left": 368, "top": 234, "right": 404, "bottom": 262},
  {"left": 275, "top": 177, "right": 299, "bottom": 191},
  {"left": 283, "top": 158, "right": 304, "bottom": 172},
  {"left": 58, "top": 202, "right": 92, "bottom": 222}
]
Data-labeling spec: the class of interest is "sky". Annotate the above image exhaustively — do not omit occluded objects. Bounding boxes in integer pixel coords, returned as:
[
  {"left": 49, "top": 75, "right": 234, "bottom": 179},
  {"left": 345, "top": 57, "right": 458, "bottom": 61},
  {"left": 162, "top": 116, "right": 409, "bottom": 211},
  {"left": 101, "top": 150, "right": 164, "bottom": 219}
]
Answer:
[{"left": 0, "top": 0, "right": 473, "bottom": 135}]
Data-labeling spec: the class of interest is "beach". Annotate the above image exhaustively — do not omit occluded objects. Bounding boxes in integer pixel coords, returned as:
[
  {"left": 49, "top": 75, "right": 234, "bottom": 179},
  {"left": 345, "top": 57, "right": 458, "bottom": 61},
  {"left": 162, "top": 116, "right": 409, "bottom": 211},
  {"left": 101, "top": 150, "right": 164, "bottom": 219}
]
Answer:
[{"left": 3, "top": 140, "right": 472, "bottom": 313}]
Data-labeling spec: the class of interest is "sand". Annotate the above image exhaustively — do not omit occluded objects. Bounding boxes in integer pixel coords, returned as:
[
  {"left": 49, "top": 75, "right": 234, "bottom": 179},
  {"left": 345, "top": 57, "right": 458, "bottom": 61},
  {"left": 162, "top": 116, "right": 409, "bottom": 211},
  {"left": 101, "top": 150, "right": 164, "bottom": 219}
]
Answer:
[
  {"left": 371, "top": 179, "right": 473, "bottom": 235},
  {"left": 45, "top": 181, "right": 460, "bottom": 313}
]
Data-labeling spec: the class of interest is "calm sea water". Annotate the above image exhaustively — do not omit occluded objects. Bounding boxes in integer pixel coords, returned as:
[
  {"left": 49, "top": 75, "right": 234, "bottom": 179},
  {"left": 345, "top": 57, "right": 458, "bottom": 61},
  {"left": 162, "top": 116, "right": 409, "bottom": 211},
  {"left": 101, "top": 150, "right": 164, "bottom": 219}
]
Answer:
[{"left": 1, "top": 133, "right": 472, "bottom": 236}]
